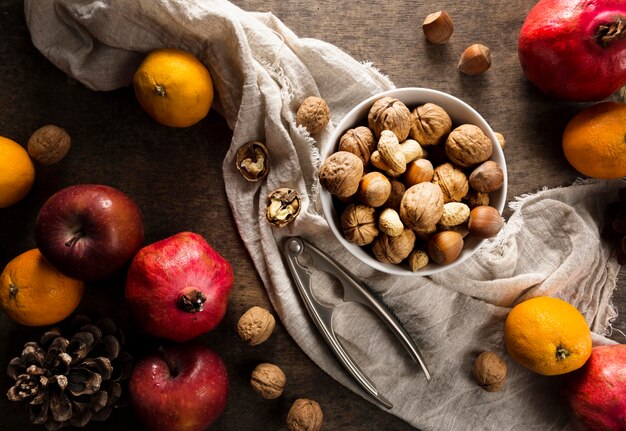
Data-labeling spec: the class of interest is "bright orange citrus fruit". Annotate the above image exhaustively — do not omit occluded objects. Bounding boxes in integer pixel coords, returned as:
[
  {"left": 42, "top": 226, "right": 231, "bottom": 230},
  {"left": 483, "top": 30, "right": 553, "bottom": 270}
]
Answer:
[
  {"left": 0, "top": 249, "right": 84, "bottom": 326},
  {"left": 133, "top": 48, "right": 214, "bottom": 128},
  {"left": 0, "top": 136, "right": 35, "bottom": 208},
  {"left": 504, "top": 296, "right": 592, "bottom": 376},
  {"left": 562, "top": 101, "right": 626, "bottom": 179}
]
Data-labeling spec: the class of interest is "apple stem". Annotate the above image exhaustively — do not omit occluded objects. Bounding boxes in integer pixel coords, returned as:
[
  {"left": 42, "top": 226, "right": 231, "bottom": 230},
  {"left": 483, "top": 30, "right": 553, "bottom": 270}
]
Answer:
[
  {"left": 596, "top": 17, "right": 626, "bottom": 47},
  {"left": 177, "top": 287, "right": 207, "bottom": 313},
  {"left": 64, "top": 230, "right": 83, "bottom": 248},
  {"left": 158, "top": 346, "right": 179, "bottom": 377}
]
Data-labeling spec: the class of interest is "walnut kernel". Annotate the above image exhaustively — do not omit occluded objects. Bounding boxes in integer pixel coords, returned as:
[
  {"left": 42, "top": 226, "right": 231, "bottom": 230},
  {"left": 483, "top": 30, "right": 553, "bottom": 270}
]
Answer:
[
  {"left": 266, "top": 188, "right": 301, "bottom": 228},
  {"left": 237, "top": 306, "right": 275, "bottom": 345},
  {"left": 27, "top": 124, "right": 71, "bottom": 165},
  {"left": 287, "top": 398, "right": 323, "bottom": 431},
  {"left": 296, "top": 96, "right": 330, "bottom": 134},
  {"left": 251, "top": 363, "right": 286, "bottom": 399},
  {"left": 235, "top": 141, "right": 269, "bottom": 181},
  {"left": 472, "top": 351, "right": 506, "bottom": 392}
]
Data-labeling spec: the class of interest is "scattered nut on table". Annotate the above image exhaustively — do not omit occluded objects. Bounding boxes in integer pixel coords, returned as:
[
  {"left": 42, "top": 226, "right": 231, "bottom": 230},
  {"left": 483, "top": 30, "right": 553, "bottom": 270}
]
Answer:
[
  {"left": 472, "top": 351, "right": 507, "bottom": 392},
  {"left": 458, "top": 43, "right": 492, "bottom": 75},
  {"left": 422, "top": 10, "right": 454, "bottom": 44},
  {"left": 296, "top": 96, "right": 330, "bottom": 135},
  {"left": 287, "top": 398, "right": 323, "bottom": 431},
  {"left": 251, "top": 363, "right": 286, "bottom": 399},
  {"left": 237, "top": 306, "right": 275, "bottom": 345},
  {"left": 27, "top": 124, "right": 71, "bottom": 165},
  {"left": 235, "top": 141, "right": 270, "bottom": 181},
  {"left": 266, "top": 188, "right": 301, "bottom": 228}
]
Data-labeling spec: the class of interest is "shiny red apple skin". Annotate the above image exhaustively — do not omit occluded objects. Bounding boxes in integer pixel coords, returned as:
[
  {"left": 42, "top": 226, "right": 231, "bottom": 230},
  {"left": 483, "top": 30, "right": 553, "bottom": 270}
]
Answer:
[
  {"left": 562, "top": 344, "right": 626, "bottom": 430},
  {"left": 34, "top": 184, "right": 144, "bottom": 281},
  {"left": 125, "top": 231, "right": 233, "bottom": 342},
  {"left": 129, "top": 343, "right": 228, "bottom": 431},
  {"left": 518, "top": 0, "right": 626, "bottom": 101}
]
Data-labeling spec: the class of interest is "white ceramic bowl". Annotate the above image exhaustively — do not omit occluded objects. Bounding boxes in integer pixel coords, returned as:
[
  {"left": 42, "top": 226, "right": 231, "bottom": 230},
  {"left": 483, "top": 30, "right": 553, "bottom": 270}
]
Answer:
[{"left": 320, "top": 87, "right": 508, "bottom": 276}]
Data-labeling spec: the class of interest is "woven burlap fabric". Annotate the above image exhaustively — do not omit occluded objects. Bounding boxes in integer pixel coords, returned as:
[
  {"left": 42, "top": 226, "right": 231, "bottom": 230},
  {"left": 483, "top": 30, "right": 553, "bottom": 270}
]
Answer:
[{"left": 25, "top": 1, "right": 622, "bottom": 429}]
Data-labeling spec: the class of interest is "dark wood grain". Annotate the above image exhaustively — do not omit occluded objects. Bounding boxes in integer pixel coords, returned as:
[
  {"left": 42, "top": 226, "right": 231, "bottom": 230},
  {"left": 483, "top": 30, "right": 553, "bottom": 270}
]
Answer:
[{"left": 0, "top": 1, "right": 624, "bottom": 430}]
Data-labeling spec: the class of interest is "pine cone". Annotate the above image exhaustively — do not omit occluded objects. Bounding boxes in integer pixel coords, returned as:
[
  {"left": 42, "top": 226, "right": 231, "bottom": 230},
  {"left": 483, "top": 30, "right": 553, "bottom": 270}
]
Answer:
[{"left": 7, "top": 315, "right": 132, "bottom": 430}]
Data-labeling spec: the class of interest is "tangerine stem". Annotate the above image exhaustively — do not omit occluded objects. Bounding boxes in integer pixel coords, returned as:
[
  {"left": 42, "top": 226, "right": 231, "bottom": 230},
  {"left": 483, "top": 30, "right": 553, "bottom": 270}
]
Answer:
[
  {"left": 556, "top": 346, "right": 570, "bottom": 360},
  {"left": 154, "top": 85, "right": 166, "bottom": 97}
]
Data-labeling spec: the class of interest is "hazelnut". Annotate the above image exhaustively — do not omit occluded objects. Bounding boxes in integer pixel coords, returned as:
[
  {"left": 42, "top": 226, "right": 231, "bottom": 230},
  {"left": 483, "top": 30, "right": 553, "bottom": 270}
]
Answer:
[
  {"left": 383, "top": 180, "right": 406, "bottom": 211},
  {"left": 27, "top": 124, "right": 71, "bottom": 165},
  {"left": 372, "top": 229, "right": 416, "bottom": 264},
  {"left": 432, "top": 163, "right": 469, "bottom": 203},
  {"left": 427, "top": 230, "right": 464, "bottom": 264},
  {"left": 235, "top": 141, "right": 270, "bottom": 181},
  {"left": 319, "top": 151, "right": 364, "bottom": 198},
  {"left": 287, "top": 398, "right": 323, "bottom": 431},
  {"left": 358, "top": 172, "right": 391, "bottom": 207},
  {"left": 422, "top": 11, "right": 454, "bottom": 44},
  {"left": 439, "top": 202, "right": 470, "bottom": 227},
  {"left": 296, "top": 96, "right": 331, "bottom": 134},
  {"left": 463, "top": 191, "right": 490, "bottom": 209},
  {"left": 409, "top": 103, "right": 452, "bottom": 146},
  {"left": 458, "top": 44, "right": 492, "bottom": 75},
  {"left": 408, "top": 249, "right": 429, "bottom": 271},
  {"left": 339, "top": 126, "right": 376, "bottom": 165},
  {"left": 377, "top": 130, "right": 407, "bottom": 175},
  {"left": 469, "top": 160, "right": 504, "bottom": 193},
  {"left": 404, "top": 158, "right": 434, "bottom": 187},
  {"left": 266, "top": 188, "right": 301, "bottom": 228},
  {"left": 400, "top": 182, "right": 444, "bottom": 231},
  {"left": 378, "top": 208, "right": 404, "bottom": 237},
  {"left": 445, "top": 124, "right": 493, "bottom": 167},
  {"left": 368, "top": 96, "right": 412, "bottom": 141},
  {"left": 472, "top": 351, "right": 506, "bottom": 392},
  {"left": 494, "top": 132, "right": 506, "bottom": 149},
  {"left": 341, "top": 204, "right": 379, "bottom": 246},
  {"left": 251, "top": 363, "right": 286, "bottom": 399},
  {"left": 237, "top": 306, "right": 275, "bottom": 345},
  {"left": 468, "top": 205, "right": 504, "bottom": 239}
]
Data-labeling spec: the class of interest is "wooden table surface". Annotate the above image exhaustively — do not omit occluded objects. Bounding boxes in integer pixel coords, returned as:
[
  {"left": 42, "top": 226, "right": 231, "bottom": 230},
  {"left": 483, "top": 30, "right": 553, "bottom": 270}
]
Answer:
[{"left": 1, "top": 1, "right": 625, "bottom": 430}]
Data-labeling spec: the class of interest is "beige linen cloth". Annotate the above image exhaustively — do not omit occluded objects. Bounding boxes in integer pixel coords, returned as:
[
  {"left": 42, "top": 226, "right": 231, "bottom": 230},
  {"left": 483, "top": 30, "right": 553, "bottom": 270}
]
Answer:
[{"left": 25, "top": 1, "right": 623, "bottom": 429}]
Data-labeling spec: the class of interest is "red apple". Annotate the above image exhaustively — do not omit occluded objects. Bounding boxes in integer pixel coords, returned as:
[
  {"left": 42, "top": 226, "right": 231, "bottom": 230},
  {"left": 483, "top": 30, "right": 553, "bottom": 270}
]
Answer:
[
  {"left": 129, "top": 342, "right": 228, "bottom": 431},
  {"left": 562, "top": 344, "right": 626, "bottom": 430},
  {"left": 35, "top": 184, "right": 144, "bottom": 281},
  {"left": 518, "top": 0, "right": 626, "bottom": 101},
  {"left": 125, "top": 232, "right": 233, "bottom": 342}
]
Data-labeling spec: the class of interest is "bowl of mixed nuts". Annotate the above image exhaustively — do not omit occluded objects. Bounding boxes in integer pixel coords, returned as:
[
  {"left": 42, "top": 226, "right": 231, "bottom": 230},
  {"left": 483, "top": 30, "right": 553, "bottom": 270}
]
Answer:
[{"left": 318, "top": 87, "right": 507, "bottom": 276}]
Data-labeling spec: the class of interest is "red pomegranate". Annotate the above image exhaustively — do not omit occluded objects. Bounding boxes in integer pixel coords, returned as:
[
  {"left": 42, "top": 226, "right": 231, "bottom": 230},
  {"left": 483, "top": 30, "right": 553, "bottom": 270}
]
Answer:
[
  {"left": 562, "top": 344, "right": 626, "bottom": 430},
  {"left": 125, "top": 232, "right": 233, "bottom": 342},
  {"left": 518, "top": 0, "right": 626, "bottom": 101}
]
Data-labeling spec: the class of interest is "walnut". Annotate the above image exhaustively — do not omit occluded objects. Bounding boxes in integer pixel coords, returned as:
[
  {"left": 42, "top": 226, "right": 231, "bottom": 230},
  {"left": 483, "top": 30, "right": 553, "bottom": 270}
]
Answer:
[
  {"left": 372, "top": 229, "right": 416, "bottom": 264},
  {"left": 399, "top": 182, "right": 444, "bottom": 231},
  {"left": 266, "top": 188, "right": 301, "bottom": 228},
  {"left": 432, "top": 163, "right": 469, "bottom": 203},
  {"left": 296, "top": 96, "right": 331, "bottom": 134},
  {"left": 27, "top": 124, "right": 71, "bottom": 165},
  {"left": 341, "top": 204, "right": 379, "bottom": 246},
  {"left": 472, "top": 351, "right": 507, "bottom": 392},
  {"left": 469, "top": 160, "right": 504, "bottom": 193},
  {"left": 409, "top": 103, "right": 452, "bottom": 146},
  {"left": 251, "top": 363, "right": 286, "bottom": 399},
  {"left": 237, "top": 306, "right": 275, "bottom": 345},
  {"left": 319, "top": 151, "right": 364, "bottom": 198},
  {"left": 367, "top": 96, "right": 411, "bottom": 141},
  {"left": 235, "top": 141, "right": 270, "bottom": 181},
  {"left": 445, "top": 124, "right": 493, "bottom": 167},
  {"left": 377, "top": 130, "right": 407, "bottom": 174},
  {"left": 383, "top": 180, "right": 405, "bottom": 211},
  {"left": 358, "top": 172, "right": 391, "bottom": 207},
  {"left": 287, "top": 398, "right": 323, "bottom": 431},
  {"left": 339, "top": 126, "right": 376, "bottom": 165}
]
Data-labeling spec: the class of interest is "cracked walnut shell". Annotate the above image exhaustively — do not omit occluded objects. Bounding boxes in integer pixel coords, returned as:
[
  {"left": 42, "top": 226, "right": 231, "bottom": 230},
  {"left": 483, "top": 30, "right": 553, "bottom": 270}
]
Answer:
[
  {"left": 237, "top": 306, "right": 275, "bottom": 345},
  {"left": 432, "top": 163, "right": 469, "bottom": 203},
  {"left": 445, "top": 124, "right": 493, "bottom": 167},
  {"left": 235, "top": 141, "right": 269, "bottom": 181},
  {"left": 319, "top": 151, "right": 363, "bottom": 198},
  {"left": 266, "top": 188, "right": 301, "bottom": 228},
  {"left": 368, "top": 96, "right": 412, "bottom": 141},
  {"left": 372, "top": 229, "right": 416, "bottom": 264},
  {"left": 341, "top": 204, "right": 379, "bottom": 246},
  {"left": 399, "top": 182, "right": 444, "bottom": 231},
  {"left": 409, "top": 103, "right": 452, "bottom": 146},
  {"left": 296, "top": 96, "right": 330, "bottom": 134},
  {"left": 251, "top": 363, "right": 286, "bottom": 399},
  {"left": 339, "top": 126, "right": 376, "bottom": 165}
]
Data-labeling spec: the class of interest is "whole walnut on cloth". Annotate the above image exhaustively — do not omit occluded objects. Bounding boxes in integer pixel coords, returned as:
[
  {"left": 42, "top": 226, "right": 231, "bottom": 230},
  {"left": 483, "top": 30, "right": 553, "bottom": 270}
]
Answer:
[
  {"left": 319, "top": 151, "right": 363, "bottom": 198},
  {"left": 296, "top": 96, "right": 331, "bottom": 135},
  {"left": 368, "top": 96, "right": 412, "bottom": 141}
]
